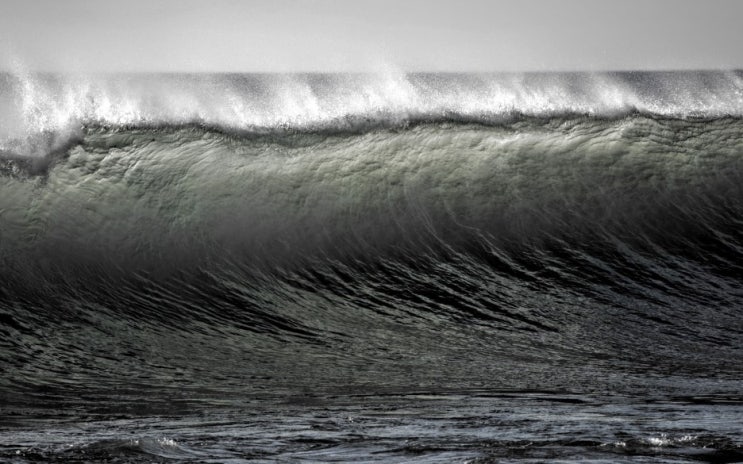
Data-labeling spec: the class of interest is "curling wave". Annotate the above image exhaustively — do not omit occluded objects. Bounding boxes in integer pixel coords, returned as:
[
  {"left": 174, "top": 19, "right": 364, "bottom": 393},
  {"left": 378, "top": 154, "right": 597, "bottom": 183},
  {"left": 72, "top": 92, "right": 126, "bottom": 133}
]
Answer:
[
  {"left": 1, "top": 72, "right": 743, "bottom": 405},
  {"left": 2, "top": 70, "right": 743, "bottom": 159}
]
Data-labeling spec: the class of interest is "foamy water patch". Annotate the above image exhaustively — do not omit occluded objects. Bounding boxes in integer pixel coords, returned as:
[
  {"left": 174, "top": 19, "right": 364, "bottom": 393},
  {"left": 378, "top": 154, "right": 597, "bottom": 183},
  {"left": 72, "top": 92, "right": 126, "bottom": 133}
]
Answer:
[{"left": 1, "top": 70, "right": 743, "bottom": 159}]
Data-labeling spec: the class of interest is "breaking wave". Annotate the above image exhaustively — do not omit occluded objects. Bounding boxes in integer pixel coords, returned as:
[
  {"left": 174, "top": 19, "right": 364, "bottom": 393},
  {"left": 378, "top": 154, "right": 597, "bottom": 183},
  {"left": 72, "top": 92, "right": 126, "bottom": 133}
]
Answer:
[{"left": 1, "top": 71, "right": 743, "bottom": 405}]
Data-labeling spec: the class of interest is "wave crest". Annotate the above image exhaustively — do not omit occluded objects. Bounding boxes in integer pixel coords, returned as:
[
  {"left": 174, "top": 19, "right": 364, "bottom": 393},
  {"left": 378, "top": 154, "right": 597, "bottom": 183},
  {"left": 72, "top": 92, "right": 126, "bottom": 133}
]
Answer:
[{"left": 2, "top": 71, "right": 743, "bottom": 159}]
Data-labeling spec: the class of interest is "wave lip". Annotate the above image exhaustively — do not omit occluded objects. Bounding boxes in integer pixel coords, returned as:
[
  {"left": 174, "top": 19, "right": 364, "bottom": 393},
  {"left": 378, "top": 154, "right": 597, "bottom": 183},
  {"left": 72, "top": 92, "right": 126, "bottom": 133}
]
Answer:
[{"left": 2, "top": 70, "right": 743, "bottom": 159}]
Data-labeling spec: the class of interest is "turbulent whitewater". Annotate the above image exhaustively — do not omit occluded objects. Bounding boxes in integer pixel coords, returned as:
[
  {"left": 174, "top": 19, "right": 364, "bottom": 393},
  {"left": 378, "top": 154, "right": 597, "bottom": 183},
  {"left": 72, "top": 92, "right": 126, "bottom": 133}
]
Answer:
[{"left": 2, "top": 72, "right": 743, "bottom": 462}]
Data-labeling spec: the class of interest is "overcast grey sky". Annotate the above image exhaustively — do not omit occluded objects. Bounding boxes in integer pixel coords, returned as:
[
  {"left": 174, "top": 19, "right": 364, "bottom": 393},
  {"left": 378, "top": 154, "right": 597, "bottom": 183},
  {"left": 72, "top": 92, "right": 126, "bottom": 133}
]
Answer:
[{"left": 1, "top": 0, "right": 742, "bottom": 72}]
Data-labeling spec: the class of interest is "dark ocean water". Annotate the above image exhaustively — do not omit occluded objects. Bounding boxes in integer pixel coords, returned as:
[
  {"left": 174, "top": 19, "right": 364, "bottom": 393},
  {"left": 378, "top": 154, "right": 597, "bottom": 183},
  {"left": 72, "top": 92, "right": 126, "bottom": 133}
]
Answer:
[{"left": 1, "top": 71, "right": 743, "bottom": 462}]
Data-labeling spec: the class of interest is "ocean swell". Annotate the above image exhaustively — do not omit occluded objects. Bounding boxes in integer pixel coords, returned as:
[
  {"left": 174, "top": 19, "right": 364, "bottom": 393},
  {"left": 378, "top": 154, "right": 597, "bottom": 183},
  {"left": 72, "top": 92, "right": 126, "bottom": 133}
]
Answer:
[{"left": 2, "top": 72, "right": 743, "bottom": 406}]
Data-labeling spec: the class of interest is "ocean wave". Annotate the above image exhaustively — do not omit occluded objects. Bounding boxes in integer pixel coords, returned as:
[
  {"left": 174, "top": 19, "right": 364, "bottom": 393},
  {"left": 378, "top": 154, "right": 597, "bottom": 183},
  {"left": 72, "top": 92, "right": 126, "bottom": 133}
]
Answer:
[{"left": 2, "top": 73, "right": 743, "bottom": 403}]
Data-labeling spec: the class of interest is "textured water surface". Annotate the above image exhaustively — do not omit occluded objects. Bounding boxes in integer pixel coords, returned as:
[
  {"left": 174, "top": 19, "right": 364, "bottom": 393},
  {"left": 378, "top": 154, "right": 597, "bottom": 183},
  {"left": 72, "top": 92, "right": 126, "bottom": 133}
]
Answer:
[{"left": 1, "top": 71, "right": 743, "bottom": 462}]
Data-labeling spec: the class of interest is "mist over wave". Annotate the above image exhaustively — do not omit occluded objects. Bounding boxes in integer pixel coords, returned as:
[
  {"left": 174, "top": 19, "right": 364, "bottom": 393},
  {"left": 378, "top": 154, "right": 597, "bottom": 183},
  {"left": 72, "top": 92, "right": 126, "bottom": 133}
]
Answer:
[{"left": 2, "top": 70, "right": 743, "bottom": 161}]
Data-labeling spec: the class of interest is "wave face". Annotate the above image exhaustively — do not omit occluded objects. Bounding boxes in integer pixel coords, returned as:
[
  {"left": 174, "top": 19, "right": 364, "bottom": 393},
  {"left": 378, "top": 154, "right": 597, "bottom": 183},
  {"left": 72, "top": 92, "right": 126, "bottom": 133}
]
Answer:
[{"left": 2, "top": 72, "right": 743, "bottom": 461}]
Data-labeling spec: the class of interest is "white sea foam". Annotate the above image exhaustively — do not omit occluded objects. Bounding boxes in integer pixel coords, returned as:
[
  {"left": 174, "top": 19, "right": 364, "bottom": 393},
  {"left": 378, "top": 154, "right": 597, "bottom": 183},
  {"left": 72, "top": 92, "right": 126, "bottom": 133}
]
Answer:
[{"left": 1, "top": 70, "right": 742, "bottom": 158}]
